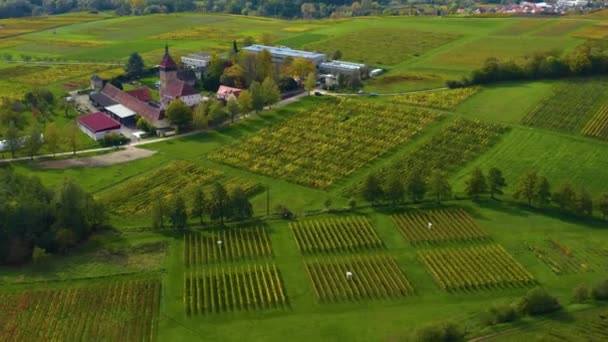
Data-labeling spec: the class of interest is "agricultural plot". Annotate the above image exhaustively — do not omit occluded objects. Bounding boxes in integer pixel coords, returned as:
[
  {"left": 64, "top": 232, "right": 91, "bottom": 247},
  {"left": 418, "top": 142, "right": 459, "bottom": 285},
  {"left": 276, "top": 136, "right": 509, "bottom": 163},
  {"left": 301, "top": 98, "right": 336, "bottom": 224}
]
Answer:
[
  {"left": 419, "top": 244, "right": 535, "bottom": 292},
  {"left": 347, "top": 118, "right": 506, "bottom": 194},
  {"left": 391, "top": 87, "right": 479, "bottom": 110},
  {"left": 14, "top": 64, "right": 115, "bottom": 85},
  {"left": 0, "top": 279, "right": 160, "bottom": 341},
  {"left": 526, "top": 239, "right": 599, "bottom": 275},
  {"left": 209, "top": 99, "right": 439, "bottom": 189},
  {"left": 290, "top": 217, "right": 384, "bottom": 255},
  {"left": 575, "top": 310, "right": 608, "bottom": 341},
  {"left": 304, "top": 28, "right": 459, "bottom": 65},
  {"left": 305, "top": 255, "right": 415, "bottom": 303},
  {"left": 533, "top": 20, "right": 587, "bottom": 36},
  {"left": 581, "top": 105, "right": 608, "bottom": 140},
  {"left": 392, "top": 208, "right": 489, "bottom": 245},
  {"left": 494, "top": 20, "right": 548, "bottom": 35},
  {"left": 521, "top": 80, "right": 608, "bottom": 132},
  {"left": 183, "top": 264, "right": 287, "bottom": 315},
  {"left": 153, "top": 26, "right": 240, "bottom": 40},
  {"left": 185, "top": 227, "right": 272, "bottom": 266},
  {"left": 573, "top": 23, "right": 608, "bottom": 39},
  {"left": 0, "top": 14, "right": 103, "bottom": 38},
  {"left": 98, "top": 160, "right": 261, "bottom": 216}
]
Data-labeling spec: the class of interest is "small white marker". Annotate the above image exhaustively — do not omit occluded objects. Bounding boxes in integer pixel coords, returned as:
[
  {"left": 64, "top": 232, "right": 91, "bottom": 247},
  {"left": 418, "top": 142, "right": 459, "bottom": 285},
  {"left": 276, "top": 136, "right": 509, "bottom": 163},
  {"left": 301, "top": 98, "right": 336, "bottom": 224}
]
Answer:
[
  {"left": 428, "top": 222, "right": 433, "bottom": 230},
  {"left": 217, "top": 240, "right": 223, "bottom": 246},
  {"left": 346, "top": 271, "right": 353, "bottom": 280}
]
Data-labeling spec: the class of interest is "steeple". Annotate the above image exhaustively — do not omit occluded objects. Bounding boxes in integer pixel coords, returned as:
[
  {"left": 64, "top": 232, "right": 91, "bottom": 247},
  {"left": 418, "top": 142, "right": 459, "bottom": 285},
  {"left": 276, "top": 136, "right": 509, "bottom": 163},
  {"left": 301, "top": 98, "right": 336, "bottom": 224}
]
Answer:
[{"left": 159, "top": 43, "right": 177, "bottom": 71}]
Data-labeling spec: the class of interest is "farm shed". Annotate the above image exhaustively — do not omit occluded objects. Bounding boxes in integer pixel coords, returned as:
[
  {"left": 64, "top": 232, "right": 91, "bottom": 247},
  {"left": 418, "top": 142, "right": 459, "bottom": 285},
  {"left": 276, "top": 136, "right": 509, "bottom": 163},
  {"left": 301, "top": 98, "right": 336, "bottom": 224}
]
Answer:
[
  {"left": 78, "top": 112, "right": 121, "bottom": 141},
  {"left": 89, "top": 91, "right": 117, "bottom": 109},
  {"left": 105, "top": 104, "right": 136, "bottom": 125}
]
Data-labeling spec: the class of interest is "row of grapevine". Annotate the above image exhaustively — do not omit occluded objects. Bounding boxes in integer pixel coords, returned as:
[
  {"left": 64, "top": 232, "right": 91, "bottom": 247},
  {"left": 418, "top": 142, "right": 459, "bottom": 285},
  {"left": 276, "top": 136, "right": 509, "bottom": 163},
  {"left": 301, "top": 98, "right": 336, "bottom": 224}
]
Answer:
[
  {"left": 522, "top": 81, "right": 608, "bottom": 132},
  {"left": 209, "top": 98, "right": 440, "bottom": 188},
  {"left": 290, "top": 217, "right": 384, "bottom": 254},
  {"left": 346, "top": 118, "right": 506, "bottom": 194},
  {"left": 98, "top": 160, "right": 261, "bottom": 216},
  {"left": 575, "top": 309, "right": 608, "bottom": 341},
  {"left": 419, "top": 244, "right": 535, "bottom": 292},
  {"left": 184, "top": 227, "right": 272, "bottom": 266},
  {"left": 392, "top": 87, "right": 479, "bottom": 110},
  {"left": 525, "top": 240, "right": 591, "bottom": 275},
  {"left": 0, "top": 279, "right": 160, "bottom": 342},
  {"left": 581, "top": 104, "right": 608, "bottom": 140},
  {"left": 392, "top": 208, "right": 489, "bottom": 245},
  {"left": 183, "top": 264, "right": 287, "bottom": 314},
  {"left": 305, "top": 255, "right": 415, "bottom": 302}
]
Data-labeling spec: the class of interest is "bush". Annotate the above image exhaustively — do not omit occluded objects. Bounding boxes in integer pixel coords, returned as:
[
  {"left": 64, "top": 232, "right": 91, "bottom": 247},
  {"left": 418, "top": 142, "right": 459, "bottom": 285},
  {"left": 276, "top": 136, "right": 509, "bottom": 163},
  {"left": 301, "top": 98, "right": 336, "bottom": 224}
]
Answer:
[
  {"left": 572, "top": 283, "right": 590, "bottom": 303},
  {"left": 592, "top": 279, "right": 608, "bottom": 301},
  {"left": 517, "top": 288, "right": 561, "bottom": 316},
  {"left": 102, "top": 132, "right": 129, "bottom": 147},
  {"left": 413, "top": 321, "right": 464, "bottom": 342},
  {"left": 481, "top": 304, "right": 519, "bottom": 326},
  {"left": 275, "top": 205, "right": 294, "bottom": 220}
]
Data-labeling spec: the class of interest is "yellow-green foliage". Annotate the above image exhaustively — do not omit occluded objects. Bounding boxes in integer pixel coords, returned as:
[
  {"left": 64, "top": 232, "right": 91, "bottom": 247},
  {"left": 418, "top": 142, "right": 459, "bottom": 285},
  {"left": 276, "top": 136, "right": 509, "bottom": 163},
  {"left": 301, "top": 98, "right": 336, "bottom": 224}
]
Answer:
[{"left": 392, "top": 87, "right": 478, "bottom": 110}]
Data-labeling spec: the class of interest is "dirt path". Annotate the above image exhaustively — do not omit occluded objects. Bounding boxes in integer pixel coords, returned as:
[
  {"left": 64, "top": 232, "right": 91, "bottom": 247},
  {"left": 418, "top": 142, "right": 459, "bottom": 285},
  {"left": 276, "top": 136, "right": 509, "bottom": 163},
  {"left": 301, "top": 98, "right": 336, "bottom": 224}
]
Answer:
[{"left": 34, "top": 147, "right": 156, "bottom": 169}]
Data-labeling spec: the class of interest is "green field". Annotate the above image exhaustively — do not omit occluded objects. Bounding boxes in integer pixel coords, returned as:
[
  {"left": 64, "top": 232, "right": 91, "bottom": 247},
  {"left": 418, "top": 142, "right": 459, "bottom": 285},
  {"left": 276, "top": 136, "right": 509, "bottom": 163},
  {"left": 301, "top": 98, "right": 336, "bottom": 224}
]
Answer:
[{"left": 1, "top": 12, "right": 608, "bottom": 342}]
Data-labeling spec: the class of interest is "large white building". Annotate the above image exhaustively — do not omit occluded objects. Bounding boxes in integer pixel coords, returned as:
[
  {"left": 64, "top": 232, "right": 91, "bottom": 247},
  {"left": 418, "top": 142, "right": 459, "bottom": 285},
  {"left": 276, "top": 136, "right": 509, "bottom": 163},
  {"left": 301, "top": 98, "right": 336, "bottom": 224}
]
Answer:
[
  {"left": 319, "top": 60, "right": 367, "bottom": 78},
  {"left": 242, "top": 45, "right": 326, "bottom": 66}
]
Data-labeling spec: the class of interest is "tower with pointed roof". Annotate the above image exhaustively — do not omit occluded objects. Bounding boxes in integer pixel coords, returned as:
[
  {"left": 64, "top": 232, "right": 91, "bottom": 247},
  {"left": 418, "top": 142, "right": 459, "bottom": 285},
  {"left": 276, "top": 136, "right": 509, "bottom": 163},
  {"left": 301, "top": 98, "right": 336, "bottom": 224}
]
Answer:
[{"left": 159, "top": 44, "right": 178, "bottom": 99}]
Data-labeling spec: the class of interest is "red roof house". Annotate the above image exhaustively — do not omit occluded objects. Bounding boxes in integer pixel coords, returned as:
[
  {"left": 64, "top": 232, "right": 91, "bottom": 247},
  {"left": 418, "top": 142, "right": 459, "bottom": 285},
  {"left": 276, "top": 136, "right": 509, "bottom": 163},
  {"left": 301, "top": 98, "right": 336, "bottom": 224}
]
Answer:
[
  {"left": 217, "top": 85, "right": 242, "bottom": 100},
  {"left": 126, "top": 88, "right": 153, "bottom": 102},
  {"left": 101, "top": 83, "right": 164, "bottom": 125},
  {"left": 77, "top": 112, "right": 121, "bottom": 140}
]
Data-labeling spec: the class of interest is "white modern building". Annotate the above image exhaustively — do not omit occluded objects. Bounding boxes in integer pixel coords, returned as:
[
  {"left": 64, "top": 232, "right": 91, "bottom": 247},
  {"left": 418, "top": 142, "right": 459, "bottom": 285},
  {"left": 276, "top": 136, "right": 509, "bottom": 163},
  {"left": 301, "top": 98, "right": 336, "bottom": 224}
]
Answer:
[
  {"left": 181, "top": 52, "right": 212, "bottom": 68},
  {"left": 319, "top": 60, "right": 367, "bottom": 77},
  {"left": 242, "top": 45, "right": 326, "bottom": 66}
]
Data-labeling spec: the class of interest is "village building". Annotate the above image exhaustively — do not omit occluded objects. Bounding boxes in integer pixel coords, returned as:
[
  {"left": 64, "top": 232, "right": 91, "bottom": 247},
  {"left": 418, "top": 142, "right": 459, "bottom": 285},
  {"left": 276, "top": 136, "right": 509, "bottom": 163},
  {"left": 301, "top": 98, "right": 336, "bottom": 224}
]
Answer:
[
  {"left": 77, "top": 112, "right": 121, "bottom": 141},
  {"left": 217, "top": 85, "right": 242, "bottom": 101},
  {"left": 242, "top": 44, "right": 326, "bottom": 66},
  {"left": 319, "top": 60, "right": 368, "bottom": 80},
  {"left": 90, "top": 75, "right": 103, "bottom": 90},
  {"left": 181, "top": 52, "right": 211, "bottom": 80},
  {"left": 99, "top": 83, "right": 165, "bottom": 127},
  {"left": 159, "top": 45, "right": 204, "bottom": 108}
]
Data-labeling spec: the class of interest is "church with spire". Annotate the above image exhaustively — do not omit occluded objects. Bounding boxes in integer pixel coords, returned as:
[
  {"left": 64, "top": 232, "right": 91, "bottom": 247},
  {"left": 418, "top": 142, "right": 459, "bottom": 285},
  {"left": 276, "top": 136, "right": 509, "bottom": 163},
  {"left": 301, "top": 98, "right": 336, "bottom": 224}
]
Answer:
[{"left": 158, "top": 44, "right": 203, "bottom": 109}]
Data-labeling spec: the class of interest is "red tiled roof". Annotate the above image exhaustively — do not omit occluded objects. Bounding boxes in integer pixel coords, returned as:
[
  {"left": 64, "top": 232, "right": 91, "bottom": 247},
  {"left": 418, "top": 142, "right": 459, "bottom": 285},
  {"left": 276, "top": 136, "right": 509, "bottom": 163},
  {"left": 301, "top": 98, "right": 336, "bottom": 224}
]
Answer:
[
  {"left": 164, "top": 80, "right": 198, "bottom": 98},
  {"left": 78, "top": 112, "right": 121, "bottom": 133},
  {"left": 217, "top": 85, "right": 242, "bottom": 97},
  {"left": 126, "top": 88, "right": 153, "bottom": 102},
  {"left": 159, "top": 45, "right": 177, "bottom": 70},
  {"left": 102, "top": 83, "right": 163, "bottom": 122}
]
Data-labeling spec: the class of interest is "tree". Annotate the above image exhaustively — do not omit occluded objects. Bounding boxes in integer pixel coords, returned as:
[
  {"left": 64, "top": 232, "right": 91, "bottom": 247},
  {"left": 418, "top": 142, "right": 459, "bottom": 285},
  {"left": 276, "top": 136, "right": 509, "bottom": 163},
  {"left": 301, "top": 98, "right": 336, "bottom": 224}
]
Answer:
[
  {"left": 362, "top": 175, "right": 383, "bottom": 206},
  {"left": 55, "top": 228, "right": 77, "bottom": 254},
  {"left": 63, "top": 122, "right": 79, "bottom": 156},
  {"left": 238, "top": 90, "right": 253, "bottom": 115},
  {"left": 193, "top": 101, "right": 209, "bottom": 129},
  {"left": 256, "top": 49, "right": 273, "bottom": 81},
  {"left": 226, "top": 95, "right": 240, "bottom": 123},
  {"left": 243, "top": 36, "right": 255, "bottom": 47},
  {"left": 465, "top": 168, "right": 487, "bottom": 200},
  {"left": 332, "top": 50, "right": 342, "bottom": 60},
  {"left": 24, "top": 123, "right": 43, "bottom": 160},
  {"left": 166, "top": 99, "right": 193, "bottom": 130},
  {"left": 572, "top": 284, "right": 590, "bottom": 304},
  {"left": 592, "top": 279, "right": 608, "bottom": 300},
  {"left": 304, "top": 72, "right": 317, "bottom": 95},
  {"left": 169, "top": 195, "right": 188, "bottom": 231},
  {"left": 517, "top": 288, "right": 561, "bottom": 316},
  {"left": 385, "top": 178, "right": 404, "bottom": 207},
  {"left": 191, "top": 188, "right": 206, "bottom": 225},
  {"left": 514, "top": 171, "right": 538, "bottom": 207},
  {"left": 406, "top": 173, "right": 426, "bottom": 203},
  {"left": 553, "top": 183, "right": 576, "bottom": 213},
  {"left": 4, "top": 120, "right": 20, "bottom": 158},
  {"left": 288, "top": 57, "right": 315, "bottom": 79},
  {"left": 488, "top": 167, "right": 506, "bottom": 199},
  {"left": 535, "top": 176, "right": 551, "bottom": 208},
  {"left": 210, "top": 182, "right": 229, "bottom": 224},
  {"left": 414, "top": 322, "right": 465, "bottom": 342},
  {"left": 324, "top": 198, "right": 333, "bottom": 210},
  {"left": 249, "top": 81, "right": 265, "bottom": 113},
  {"left": 44, "top": 122, "right": 60, "bottom": 157},
  {"left": 428, "top": 169, "right": 452, "bottom": 204},
  {"left": 261, "top": 77, "right": 280, "bottom": 108},
  {"left": 229, "top": 186, "right": 253, "bottom": 221},
  {"left": 125, "top": 52, "right": 144, "bottom": 78},
  {"left": 348, "top": 197, "right": 357, "bottom": 211},
  {"left": 151, "top": 196, "right": 165, "bottom": 229},
  {"left": 578, "top": 189, "right": 593, "bottom": 217},
  {"left": 301, "top": 2, "right": 316, "bottom": 19},
  {"left": 598, "top": 193, "right": 608, "bottom": 220}
]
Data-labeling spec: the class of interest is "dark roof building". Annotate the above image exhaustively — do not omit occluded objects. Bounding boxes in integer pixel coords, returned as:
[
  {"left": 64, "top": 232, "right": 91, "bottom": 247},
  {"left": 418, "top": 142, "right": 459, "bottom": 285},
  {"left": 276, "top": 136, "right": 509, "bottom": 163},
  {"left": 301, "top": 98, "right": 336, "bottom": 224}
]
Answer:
[
  {"left": 101, "top": 83, "right": 164, "bottom": 125},
  {"left": 89, "top": 91, "right": 117, "bottom": 108}
]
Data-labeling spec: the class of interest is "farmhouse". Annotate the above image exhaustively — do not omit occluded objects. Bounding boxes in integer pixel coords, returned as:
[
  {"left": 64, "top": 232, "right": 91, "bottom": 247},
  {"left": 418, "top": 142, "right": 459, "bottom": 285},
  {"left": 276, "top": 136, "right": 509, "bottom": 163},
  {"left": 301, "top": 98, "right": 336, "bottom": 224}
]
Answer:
[
  {"left": 77, "top": 112, "right": 121, "bottom": 141},
  {"left": 242, "top": 44, "right": 326, "bottom": 66},
  {"left": 159, "top": 45, "right": 203, "bottom": 108},
  {"left": 217, "top": 85, "right": 242, "bottom": 100}
]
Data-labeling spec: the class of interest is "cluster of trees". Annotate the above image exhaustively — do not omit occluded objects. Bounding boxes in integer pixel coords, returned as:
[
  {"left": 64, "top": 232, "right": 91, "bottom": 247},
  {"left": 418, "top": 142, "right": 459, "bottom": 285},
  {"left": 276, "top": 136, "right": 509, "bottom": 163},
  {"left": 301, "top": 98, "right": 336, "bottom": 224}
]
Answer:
[
  {"left": 0, "top": 168, "right": 107, "bottom": 264},
  {"left": 198, "top": 0, "right": 385, "bottom": 18},
  {"left": 447, "top": 41, "right": 608, "bottom": 87},
  {"left": 151, "top": 183, "right": 254, "bottom": 229}
]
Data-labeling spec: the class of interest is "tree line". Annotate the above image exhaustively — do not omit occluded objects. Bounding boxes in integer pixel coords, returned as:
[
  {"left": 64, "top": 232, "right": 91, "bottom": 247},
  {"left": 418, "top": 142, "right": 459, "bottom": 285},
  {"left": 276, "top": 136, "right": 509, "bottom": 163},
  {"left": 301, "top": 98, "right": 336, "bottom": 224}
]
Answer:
[
  {"left": 0, "top": 168, "right": 107, "bottom": 264},
  {"left": 447, "top": 40, "right": 608, "bottom": 88},
  {"left": 150, "top": 182, "right": 254, "bottom": 230}
]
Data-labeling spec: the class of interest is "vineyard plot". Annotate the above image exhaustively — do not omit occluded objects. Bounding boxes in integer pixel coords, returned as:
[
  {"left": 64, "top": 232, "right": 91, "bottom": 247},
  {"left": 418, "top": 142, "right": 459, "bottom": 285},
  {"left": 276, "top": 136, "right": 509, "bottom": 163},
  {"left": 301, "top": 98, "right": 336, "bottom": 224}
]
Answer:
[
  {"left": 209, "top": 98, "right": 439, "bottom": 189},
  {"left": 575, "top": 310, "right": 608, "bottom": 341},
  {"left": 526, "top": 239, "right": 599, "bottom": 275},
  {"left": 305, "top": 255, "right": 415, "bottom": 303},
  {"left": 581, "top": 105, "right": 608, "bottom": 140},
  {"left": 392, "top": 87, "right": 479, "bottom": 110},
  {"left": 290, "top": 217, "right": 384, "bottom": 254},
  {"left": 522, "top": 81, "right": 608, "bottom": 132},
  {"left": 183, "top": 264, "right": 288, "bottom": 314},
  {"left": 392, "top": 208, "right": 489, "bottom": 245},
  {"left": 419, "top": 245, "right": 535, "bottom": 292},
  {"left": 98, "top": 160, "right": 261, "bottom": 216},
  {"left": 0, "top": 279, "right": 160, "bottom": 342},
  {"left": 347, "top": 118, "right": 506, "bottom": 194},
  {"left": 185, "top": 227, "right": 272, "bottom": 266}
]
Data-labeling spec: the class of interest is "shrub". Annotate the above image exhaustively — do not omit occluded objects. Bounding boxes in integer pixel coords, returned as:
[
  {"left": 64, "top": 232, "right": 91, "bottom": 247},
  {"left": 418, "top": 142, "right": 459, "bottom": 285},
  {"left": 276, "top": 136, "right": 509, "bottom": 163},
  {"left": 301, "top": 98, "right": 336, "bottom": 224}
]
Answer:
[
  {"left": 413, "top": 321, "right": 465, "bottom": 342},
  {"left": 517, "top": 288, "right": 561, "bottom": 316},
  {"left": 102, "top": 132, "right": 129, "bottom": 147},
  {"left": 572, "top": 283, "right": 590, "bottom": 303},
  {"left": 481, "top": 304, "right": 519, "bottom": 326},
  {"left": 592, "top": 279, "right": 608, "bottom": 301},
  {"left": 275, "top": 205, "right": 294, "bottom": 220}
]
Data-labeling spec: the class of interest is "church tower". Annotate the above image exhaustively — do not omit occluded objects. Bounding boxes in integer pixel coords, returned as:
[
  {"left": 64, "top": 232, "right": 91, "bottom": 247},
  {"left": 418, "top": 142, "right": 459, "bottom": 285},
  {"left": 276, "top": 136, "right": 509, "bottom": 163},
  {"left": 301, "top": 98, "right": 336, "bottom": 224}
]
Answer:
[{"left": 159, "top": 44, "right": 178, "bottom": 99}]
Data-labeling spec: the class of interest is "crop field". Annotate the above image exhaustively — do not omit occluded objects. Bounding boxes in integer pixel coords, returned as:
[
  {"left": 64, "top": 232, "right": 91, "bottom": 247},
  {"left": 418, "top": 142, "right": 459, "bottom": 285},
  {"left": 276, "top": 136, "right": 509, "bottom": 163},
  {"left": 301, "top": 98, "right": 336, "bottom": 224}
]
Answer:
[
  {"left": 348, "top": 118, "right": 506, "bottom": 194},
  {"left": 183, "top": 264, "right": 287, "bottom": 315},
  {"left": 575, "top": 310, "right": 608, "bottom": 341},
  {"left": 0, "top": 278, "right": 160, "bottom": 341},
  {"left": 0, "top": 14, "right": 105, "bottom": 38},
  {"left": 581, "top": 105, "right": 608, "bottom": 140},
  {"left": 153, "top": 26, "right": 240, "bottom": 40},
  {"left": 525, "top": 240, "right": 594, "bottom": 275},
  {"left": 303, "top": 28, "right": 459, "bottom": 65},
  {"left": 13, "top": 64, "right": 115, "bottom": 85},
  {"left": 533, "top": 20, "right": 587, "bottom": 36},
  {"left": 184, "top": 227, "right": 272, "bottom": 266},
  {"left": 493, "top": 19, "right": 549, "bottom": 35},
  {"left": 392, "top": 87, "right": 479, "bottom": 110},
  {"left": 305, "top": 255, "right": 415, "bottom": 303},
  {"left": 98, "top": 160, "right": 261, "bottom": 216},
  {"left": 521, "top": 80, "right": 608, "bottom": 132},
  {"left": 573, "top": 22, "right": 608, "bottom": 39},
  {"left": 290, "top": 217, "right": 384, "bottom": 255},
  {"left": 209, "top": 98, "right": 439, "bottom": 188},
  {"left": 419, "top": 244, "right": 536, "bottom": 292},
  {"left": 392, "top": 208, "right": 489, "bottom": 245}
]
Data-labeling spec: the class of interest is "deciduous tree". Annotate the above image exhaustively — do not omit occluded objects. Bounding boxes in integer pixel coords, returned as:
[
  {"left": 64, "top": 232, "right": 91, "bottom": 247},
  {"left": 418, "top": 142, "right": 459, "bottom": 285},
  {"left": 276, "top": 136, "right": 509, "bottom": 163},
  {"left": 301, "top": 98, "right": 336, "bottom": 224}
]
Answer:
[
  {"left": 44, "top": 122, "right": 60, "bottom": 157},
  {"left": 598, "top": 193, "right": 608, "bottom": 220},
  {"left": 229, "top": 186, "right": 253, "bottom": 220},
  {"left": 535, "top": 176, "right": 551, "bottom": 208},
  {"left": 262, "top": 77, "right": 280, "bottom": 108},
  {"left": 514, "top": 171, "right": 538, "bottom": 207},
  {"left": 577, "top": 189, "right": 593, "bottom": 217},
  {"left": 553, "top": 183, "right": 576, "bottom": 213},
  {"left": 465, "top": 168, "right": 487, "bottom": 200},
  {"left": 249, "top": 81, "right": 265, "bottom": 113},
  {"left": 362, "top": 175, "right": 383, "bottom": 206},
  {"left": 24, "top": 123, "right": 43, "bottom": 160},
  {"left": 238, "top": 90, "right": 253, "bottom": 114},
  {"left": 428, "top": 169, "right": 451, "bottom": 204},
  {"left": 488, "top": 167, "right": 506, "bottom": 199},
  {"left": 406, "top": 173, "right": 426, "bottom": 203},
  {"left": 169, "top": 195, "right": 188, "bottom": 231},
  {"left": 166, "top": 99, "right": 193, "bottom": 130},
  {"left": 304, "top": 72, "right": 317, "bottom": 95},
  {"left": 4, "top": 120, "right": 20, "bottom": 158},
  {"left": 151, "top": 196, "right": 165, "bottom": 229},
  {"left": 226, "top": 95, "right": 240, "bottom": 123},
  {"left": 385, "top": 177, "right": 404, "bottom": 207},
  {"left": 210, "top": 182, "right": 229, "bottom": 225},
  {"left": 191, "top": 188, "right": 207, "bottom": 225},
  {"left": 63, "top": 122, "right": 79, "bottom": 156}
]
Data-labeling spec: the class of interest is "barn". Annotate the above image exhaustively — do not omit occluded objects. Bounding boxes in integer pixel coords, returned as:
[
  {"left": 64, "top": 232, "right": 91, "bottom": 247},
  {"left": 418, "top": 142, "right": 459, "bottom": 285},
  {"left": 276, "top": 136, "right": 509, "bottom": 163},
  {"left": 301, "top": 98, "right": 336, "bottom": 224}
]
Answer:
[{"left": 78, "top": 112, "right": 121, "bottom": 141}]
